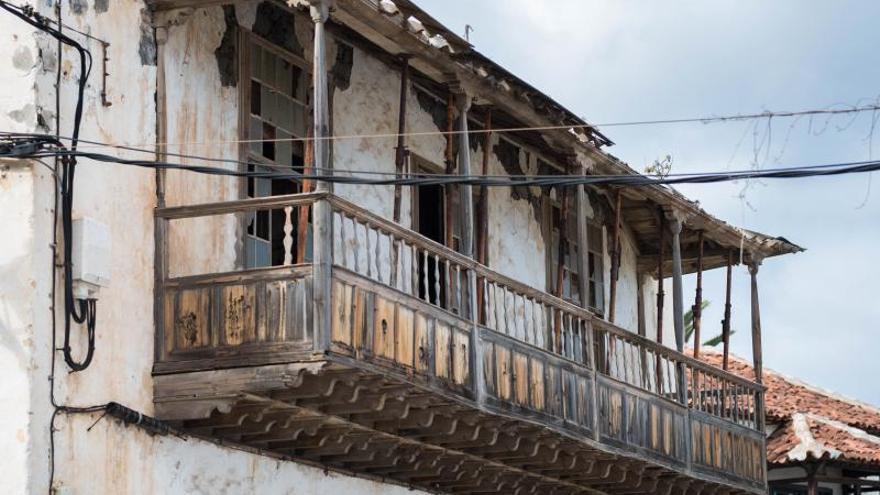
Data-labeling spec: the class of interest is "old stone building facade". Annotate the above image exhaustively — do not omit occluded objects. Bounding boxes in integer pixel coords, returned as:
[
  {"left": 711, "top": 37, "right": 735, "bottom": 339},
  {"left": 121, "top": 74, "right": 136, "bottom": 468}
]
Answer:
[{"left": 1, "top": 1, "right": 802, "bottom": 493}]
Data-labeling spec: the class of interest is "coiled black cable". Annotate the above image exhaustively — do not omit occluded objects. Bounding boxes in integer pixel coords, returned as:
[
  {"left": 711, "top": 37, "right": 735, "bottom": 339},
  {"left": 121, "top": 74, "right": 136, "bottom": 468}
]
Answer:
[{"left": 0, "top": 0, "right": 97, "bottom": 371}]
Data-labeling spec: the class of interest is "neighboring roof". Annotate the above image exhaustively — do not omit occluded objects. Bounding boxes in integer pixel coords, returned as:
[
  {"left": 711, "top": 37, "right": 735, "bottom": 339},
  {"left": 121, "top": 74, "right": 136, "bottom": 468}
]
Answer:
[
  {"left": 698, "top": 349, "right": 880, "bottom": 436},
  {"left": 767, "top": 413, "right": 880, "bottom": 468}
]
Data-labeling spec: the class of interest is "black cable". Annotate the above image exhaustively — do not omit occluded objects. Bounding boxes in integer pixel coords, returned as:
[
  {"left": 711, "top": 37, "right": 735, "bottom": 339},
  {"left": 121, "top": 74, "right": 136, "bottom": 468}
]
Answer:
[
  {"left": 1, "top": 1, "right": 98, "bottom": 372},
  {"left": 7, "top": 144, "right": 880, "bottom": 188}
]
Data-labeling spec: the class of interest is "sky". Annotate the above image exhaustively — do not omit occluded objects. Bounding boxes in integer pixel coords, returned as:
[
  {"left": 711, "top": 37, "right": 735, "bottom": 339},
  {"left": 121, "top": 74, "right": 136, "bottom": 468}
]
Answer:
[{"left": 419, "top": 0, "right": 880, "bottom": 405}]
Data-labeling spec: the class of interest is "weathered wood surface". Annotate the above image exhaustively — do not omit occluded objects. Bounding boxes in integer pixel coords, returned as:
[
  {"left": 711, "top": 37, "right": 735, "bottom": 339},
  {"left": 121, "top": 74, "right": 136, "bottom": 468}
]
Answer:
[
  {"left": 155, "top": 266, "right": 315, "bottom": 373},
  {"left": 154, "top": 192, "right": 767, "bottom": 492}
]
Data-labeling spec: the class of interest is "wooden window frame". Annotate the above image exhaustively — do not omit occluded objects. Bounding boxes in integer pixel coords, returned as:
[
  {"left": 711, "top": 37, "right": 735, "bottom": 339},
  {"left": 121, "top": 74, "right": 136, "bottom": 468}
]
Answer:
[{"left": 238, "top": 29, "right": 313, "bottom": 268}]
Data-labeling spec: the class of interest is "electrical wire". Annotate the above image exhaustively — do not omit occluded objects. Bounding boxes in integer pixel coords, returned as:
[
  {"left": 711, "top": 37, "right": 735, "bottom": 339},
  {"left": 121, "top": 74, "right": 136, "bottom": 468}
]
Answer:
[
  {"left": 42, "top": 102, "right": 880, "bottom": 151},
  {"left": 6, "top": 141, "right": 880, "bottom": 188},
  {"left": 0, "top": 1, "right": 99, "bottom": 372}
]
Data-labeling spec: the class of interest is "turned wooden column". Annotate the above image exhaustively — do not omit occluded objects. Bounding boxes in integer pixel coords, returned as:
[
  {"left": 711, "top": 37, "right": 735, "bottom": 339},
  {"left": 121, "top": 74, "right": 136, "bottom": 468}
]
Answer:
[
  {"left": 309, "top": 0, "right": 333, "bottom": 349},
  {"left": 669, "top": 215, "right": 687, "bottom": 404},
  {"left": 670, "top": 216, "right": 685, "bottom": 353},
  {"left": 749, "top": 258, "right": 766, "bottom": 431},
  {"left": 692, "top": 230, "right": 704, "bottom": 357}
]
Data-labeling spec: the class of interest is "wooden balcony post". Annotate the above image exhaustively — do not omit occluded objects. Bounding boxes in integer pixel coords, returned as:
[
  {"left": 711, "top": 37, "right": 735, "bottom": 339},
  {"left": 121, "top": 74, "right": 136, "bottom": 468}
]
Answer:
[
  {"left": 608, "top": 189, "right": 622, "bottom": 323},
  {"left": 669, "top": 214, "right": 688, "bottom": 404},
  {"left": 392, "top": 56, "right": 410, "bottom": 223},
  {"left": 749, "top": 258, "right": 765, "bottom": 431},
  {"left": 455, "top": 91, "right": 483, "bottom": 401},
  {"left": 670, "top": 216, "right": 685, "bottom": 353},
  {"left": 692, "top": 230, "right": 704, "bottom": 358},
  {"left": 722, "top": 250, "right": 733, "bottom": 370},
  {"left": 310, "top": 0, "right": 333, "bottom": 350},
  {"left": 656, "top": 213, "right": 665, "bottom": 345}
]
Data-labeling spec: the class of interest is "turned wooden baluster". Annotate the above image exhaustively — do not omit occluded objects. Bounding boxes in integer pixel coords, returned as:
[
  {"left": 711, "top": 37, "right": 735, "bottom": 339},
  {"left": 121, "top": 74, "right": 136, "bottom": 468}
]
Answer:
[{"left": 282, "top": 206, "right": 294, "bottom": 265}]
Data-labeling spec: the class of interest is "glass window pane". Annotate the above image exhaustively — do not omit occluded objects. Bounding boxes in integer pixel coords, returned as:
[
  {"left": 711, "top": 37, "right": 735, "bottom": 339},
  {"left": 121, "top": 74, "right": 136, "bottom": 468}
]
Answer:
[
  {"left": 249, "top": 117, "right": 262, "bottom": 154},
  {"left": 250, "top": 43, "right": 261, "bottom": 77},
  {"left": 277, "top": 130, "right": 292, "bottom": 167},
  {"left": 261, "top": 85, "right": 274, "bottom": 124},
  {"left": 278, "top": 58, "right": 292, "bottom": 97},
  {"left": 291, "top": 65, "right": 306, "bottom": 101},
  {"left": 279, "top": 95, "right": 294, "bottom": 132},
  {"left": 262, "top": 49, "right": 276, "bottom": 86},
  {"left": 251, "top": 81, "right": 261, "bottom": 116},
  {"left": 262, "top": 123, "right": 276, "bottom": 160},
  {"left": 292, "top": 102, "right": 307, "bottom": 137}
]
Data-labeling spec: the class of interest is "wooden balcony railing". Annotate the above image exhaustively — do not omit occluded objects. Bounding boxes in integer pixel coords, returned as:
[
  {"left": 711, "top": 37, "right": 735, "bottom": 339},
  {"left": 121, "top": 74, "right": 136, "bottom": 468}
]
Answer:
[{"left": 154, "top": 192, "right": 767, "bottom": 493}]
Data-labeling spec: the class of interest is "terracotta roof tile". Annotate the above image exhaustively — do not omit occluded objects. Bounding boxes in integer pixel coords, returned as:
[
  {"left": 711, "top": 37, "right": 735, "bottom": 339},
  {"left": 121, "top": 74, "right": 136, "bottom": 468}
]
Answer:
[
  {"left": 695, "top": 348, "right": 880, "bottom": 435},
  {"left": 766, "top": 414, "right": 880, "bottom": 468}
]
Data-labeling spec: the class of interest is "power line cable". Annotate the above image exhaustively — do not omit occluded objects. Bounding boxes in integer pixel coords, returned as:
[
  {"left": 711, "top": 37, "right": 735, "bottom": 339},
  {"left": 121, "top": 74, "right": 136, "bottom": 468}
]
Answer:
[
  {"left": 8, "top": 144, "right": 880, "bottom": 188},
  {"left": 16, "top": 103, "right": 880, "bottom": 151}
]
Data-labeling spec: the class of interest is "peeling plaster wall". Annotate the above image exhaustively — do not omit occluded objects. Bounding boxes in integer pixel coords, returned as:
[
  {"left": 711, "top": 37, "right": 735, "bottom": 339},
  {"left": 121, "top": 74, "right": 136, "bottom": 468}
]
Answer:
[
  {"left": 484, "top": 141, "right": 547, "bottom": 289},
  {"left": 0, "top": 16, "right": 60, "bottom": 495},
  {"left": 163, "top": 6, "right": 244, "bottom": 276},
  {"left": 54, "top": 413, "right": 431, "bottom": 495},
  {"left": 613, "top": 227, "right": 641, "bottom": 333},
  {"left": 0, "top": 2, "right": 677, "bottom": 492}
]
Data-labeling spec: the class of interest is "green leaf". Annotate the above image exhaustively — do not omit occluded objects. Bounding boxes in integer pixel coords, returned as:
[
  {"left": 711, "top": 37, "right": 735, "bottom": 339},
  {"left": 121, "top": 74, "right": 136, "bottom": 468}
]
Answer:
[{"left": 704, "top": 329, "right": 735, "bottom": 347}]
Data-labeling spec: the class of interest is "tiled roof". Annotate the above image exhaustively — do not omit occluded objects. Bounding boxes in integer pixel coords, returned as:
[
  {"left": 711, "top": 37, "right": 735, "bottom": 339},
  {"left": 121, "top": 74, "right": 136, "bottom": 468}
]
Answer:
[
  {"left": 697, "top": 348, "right": 880, "bottom": 435},
  {"left": 767, "top": 413, "right": 880, "bottom": 468}
]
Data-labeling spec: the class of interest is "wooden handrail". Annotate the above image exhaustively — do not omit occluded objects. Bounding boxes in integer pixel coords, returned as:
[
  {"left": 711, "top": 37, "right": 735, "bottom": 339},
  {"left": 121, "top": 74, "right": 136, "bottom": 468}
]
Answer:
[
  {"left": 155, "top": 191, "right": 328, "bottom": 219},
  {"left": 592, "top": 318, "right": 762, "bottom": 393}
]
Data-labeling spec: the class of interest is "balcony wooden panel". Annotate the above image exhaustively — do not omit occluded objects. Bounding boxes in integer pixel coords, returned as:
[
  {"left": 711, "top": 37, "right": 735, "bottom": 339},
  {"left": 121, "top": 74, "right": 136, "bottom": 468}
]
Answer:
[{"left": 153, "top": 193, "right": 767, "bottom": 494}]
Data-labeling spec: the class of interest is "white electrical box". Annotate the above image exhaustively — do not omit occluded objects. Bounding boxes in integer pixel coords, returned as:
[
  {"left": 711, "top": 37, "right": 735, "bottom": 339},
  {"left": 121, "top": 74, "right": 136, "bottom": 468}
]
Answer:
[{"left": 71, "top": 217, "right": 112, "bottom": 299}]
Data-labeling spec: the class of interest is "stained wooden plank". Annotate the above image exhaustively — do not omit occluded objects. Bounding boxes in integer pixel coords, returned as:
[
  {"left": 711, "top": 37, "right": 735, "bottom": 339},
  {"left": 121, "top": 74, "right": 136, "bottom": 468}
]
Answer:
[
  {"left": 452, "top": 329, "right": 470, "bottom": 386},
  {"left": 352, "top": 287, "right": 367, "bottom": 350},
  {"left": 513, "top": 352, "right": 529, "bottom": 406},
  {"left": 176, "top": 288, "right": 210, "bottom": 349},
  {"left": 482, "top": 341, "right": 496, "bottom": 397},
  {"left": 163, "top": 290, "right": 177, "bottom": 355},
  {"left": 413, "top": 313, "right": 430, "bottom": 373},
  {"left": 331, "top": 280, "right": 353, "bottom": 346},
  {"left": 285, "top": 278, "right": 312, "bottom": 342},
  {"left": 495, "top": 345, "right": 511, "bottom": 400},
  {"left": 373, "top": 296, "right": 396, "bottom": 360},
  {"left": 396, "top": 306, "right": 414, "bottom": 367},
  {"left": 435, "top": 322, "right": 451, "bottom": 380},
  {"left": 258, "top": 281, "right": 285, "bottom": 342},
  {"left": 529, "top": 359, "right": 545, "bottom": 411},
  {"left": 221, "top": 284, "right": 256, "bottom": 346}
]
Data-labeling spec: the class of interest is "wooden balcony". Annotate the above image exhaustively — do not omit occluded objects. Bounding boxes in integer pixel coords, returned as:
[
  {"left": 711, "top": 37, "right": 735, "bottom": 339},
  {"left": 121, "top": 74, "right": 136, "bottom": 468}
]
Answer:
[{"left": 152, "top": 193, "right": 767, "bottom": 495}]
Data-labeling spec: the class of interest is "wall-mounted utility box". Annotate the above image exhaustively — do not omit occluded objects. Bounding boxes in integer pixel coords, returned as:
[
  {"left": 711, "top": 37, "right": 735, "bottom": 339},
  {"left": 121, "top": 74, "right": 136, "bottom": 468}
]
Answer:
[{"left": 71, "top": 217, "right": 111, "bottom": 299}]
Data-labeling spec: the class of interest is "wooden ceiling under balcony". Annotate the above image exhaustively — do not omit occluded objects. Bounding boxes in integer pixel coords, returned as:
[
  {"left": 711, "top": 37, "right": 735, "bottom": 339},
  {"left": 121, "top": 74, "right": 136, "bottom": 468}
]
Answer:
[{"left": 156, "top": 361, "right": 755, "bottom": 495}]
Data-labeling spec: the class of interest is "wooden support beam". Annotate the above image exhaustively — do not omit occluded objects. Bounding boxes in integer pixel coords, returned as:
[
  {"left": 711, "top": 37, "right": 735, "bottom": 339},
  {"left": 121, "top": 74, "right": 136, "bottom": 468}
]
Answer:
[
  {"left": 670, "top": 216, "right": 685, "bottom": 353},
  {"left": 722, "top": 250, "right": 733, "bottom": 371},
  {"left": 669, "top": 214, "right": 688, "bottom": 404},
  {"left": 749, "top": 258, "right": 765, "bottom": 432},
  {"left": 656, "top": 212, "right": 666, "bottom": 344},
  {"left": 476, "top": 109, "right": 492, "bottom": 324},
  {"left": 310, "top": 0, "right": 333, "bottom": 351},
  {"left": 444, "top": 93, "right": 456, "bottom": 250},
  {"left": 608, "top": 190, "right": 622, "bottom": 323},
  {"left": 392, "top": 56, "right": 410, "bottom": 223},
  {"left": 692, "top": 230, "right": 704, "bottom": 358}
]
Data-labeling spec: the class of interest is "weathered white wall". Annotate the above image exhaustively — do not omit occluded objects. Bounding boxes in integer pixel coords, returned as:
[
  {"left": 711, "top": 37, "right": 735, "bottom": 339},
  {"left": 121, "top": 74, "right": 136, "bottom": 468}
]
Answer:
[
  {"left": 54, "top": 412, "right": 430, "bottom": 495},
  {"left": 0, "top": 15, "right": 59, "bottom": 495},
  {"left": 1, "top": 1, "right": 675, "bottom": 493}
]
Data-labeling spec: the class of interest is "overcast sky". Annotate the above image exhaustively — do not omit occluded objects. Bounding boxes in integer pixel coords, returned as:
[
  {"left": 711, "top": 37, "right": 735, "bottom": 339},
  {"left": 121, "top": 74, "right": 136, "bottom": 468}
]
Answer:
[{"left": 420, "top": 0, "right": 880, "bottom": 405}]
